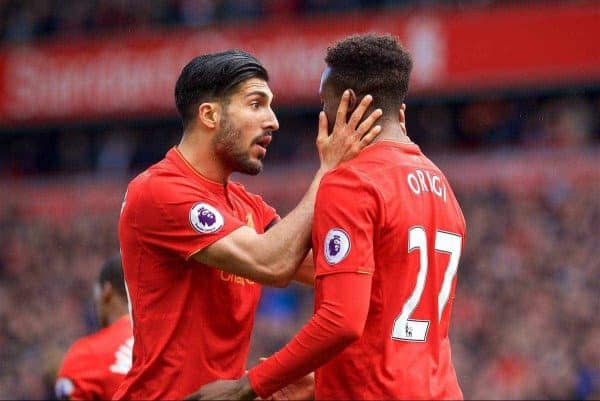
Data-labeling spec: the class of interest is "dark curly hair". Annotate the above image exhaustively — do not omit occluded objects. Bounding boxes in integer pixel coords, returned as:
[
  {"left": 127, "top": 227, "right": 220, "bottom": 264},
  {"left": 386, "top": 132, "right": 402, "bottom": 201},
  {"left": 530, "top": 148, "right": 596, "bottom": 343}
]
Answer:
[
  {"left": 175, "top": 50, "right": 268, "bottom": 130},
  {"left": 98, "top": 254, "right": 127, "bottom": 300},
  {"left": 324, "top": 34, "right": 413, "bottom": 114}
]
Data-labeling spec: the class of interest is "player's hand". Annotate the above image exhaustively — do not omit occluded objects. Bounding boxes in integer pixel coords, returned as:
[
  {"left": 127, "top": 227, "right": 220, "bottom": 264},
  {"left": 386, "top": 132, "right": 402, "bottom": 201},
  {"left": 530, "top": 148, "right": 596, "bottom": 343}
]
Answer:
[
  {"left": 316, "top": 90, "right": 382, "bottom": 172},
  {"left": 268, "top": 372, "right": 314, "bottom": 400},
  {"left": 253, "top": 357, "right": 314, "bottom": 400},
  {"left": 183, "top": 376, "right": 255, "bottom": 401}
]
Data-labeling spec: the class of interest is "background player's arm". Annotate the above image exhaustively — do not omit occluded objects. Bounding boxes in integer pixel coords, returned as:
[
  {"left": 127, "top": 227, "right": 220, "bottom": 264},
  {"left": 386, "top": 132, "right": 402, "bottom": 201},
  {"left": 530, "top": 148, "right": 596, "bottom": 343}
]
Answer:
[
  {"left": 193, "top": 92, "right": 381, "bottom": 287},
  {"left": 55, "top": 346, "right": 99, "bottom": 401}
]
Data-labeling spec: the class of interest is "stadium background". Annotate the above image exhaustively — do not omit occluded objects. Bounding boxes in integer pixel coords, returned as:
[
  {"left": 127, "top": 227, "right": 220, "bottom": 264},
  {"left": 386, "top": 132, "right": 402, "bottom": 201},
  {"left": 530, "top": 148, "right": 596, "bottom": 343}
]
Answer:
[{"left": 0, "top": 0, "right": 599, "bottom": 399}]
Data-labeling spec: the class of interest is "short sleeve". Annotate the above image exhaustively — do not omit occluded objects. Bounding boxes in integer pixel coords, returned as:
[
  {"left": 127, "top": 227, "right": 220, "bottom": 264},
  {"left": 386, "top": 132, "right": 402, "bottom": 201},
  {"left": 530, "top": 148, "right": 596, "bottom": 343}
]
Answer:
[
  {"left": 312, "top": 167, "right": 383, "bottom": 277},
  {"left": 253, "top": 194, "right": 279, "bottom": 231},
  {"left": 229, "top": 182, "right": 279, "bottom": 232},
  {"left": 126, "top": 175, "right": 245, "bottom": 261},
  {"left": 56, "top": 343, "right": 102, "bottom": 400}
]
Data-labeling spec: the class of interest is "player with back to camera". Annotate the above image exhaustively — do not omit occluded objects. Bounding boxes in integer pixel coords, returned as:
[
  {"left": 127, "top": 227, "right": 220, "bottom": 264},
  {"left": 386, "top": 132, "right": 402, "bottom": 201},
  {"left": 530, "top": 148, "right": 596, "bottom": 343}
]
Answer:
[
  {"left": 55, "top": 255, "right": 133, "bottom": 400},
  {"left": 113, "top": 49, "right": 382, "bottom": 400},
  {"left": 191, "top": 33, "right": 467, "bottom": 401}
]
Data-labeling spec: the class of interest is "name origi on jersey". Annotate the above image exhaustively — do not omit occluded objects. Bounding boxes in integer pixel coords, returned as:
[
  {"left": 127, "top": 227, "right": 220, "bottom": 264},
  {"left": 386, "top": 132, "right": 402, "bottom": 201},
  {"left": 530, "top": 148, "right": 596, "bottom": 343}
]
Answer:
[{"left": 407, "top": 169, "right": 447, "bottom": 202}]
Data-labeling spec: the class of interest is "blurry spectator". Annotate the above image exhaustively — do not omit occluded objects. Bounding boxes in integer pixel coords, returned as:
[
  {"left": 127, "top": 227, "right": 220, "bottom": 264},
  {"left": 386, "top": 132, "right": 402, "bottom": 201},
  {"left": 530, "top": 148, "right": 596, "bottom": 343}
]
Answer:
[
  {"left": 457, "top": 98, "right": 520, "bottom": 148},
  {"left": 539, "top": 97, "right": 594, "bottom": 148},
  {"left": 96, "top": 129, "right": 134, "bottom": 176},
  {"left": 411, "top": 103, "right": 455, "bottom": 149},
  {"left": 303, "top": 0, "right": 361, "bottom": 13},
  {"left": 262, "top": 0, "right": 302, "bottom": 17},
  {"left": 53, "top": 1, "right": 94, "bottom": 38},
  {"left": 57, "top": 130, "right": 93, "bottom": 173},
  {"left": 176, "top": 0, "right": 218, "bottom": 27},
  {"left": 2, "top": 1, "right": 38, "bottom": 42},
  {"left": 91, "top": 0, "right": 141, "bottom": 33},
  {"left": 217, "top": 0, "right": 263, "bottom": 21}
]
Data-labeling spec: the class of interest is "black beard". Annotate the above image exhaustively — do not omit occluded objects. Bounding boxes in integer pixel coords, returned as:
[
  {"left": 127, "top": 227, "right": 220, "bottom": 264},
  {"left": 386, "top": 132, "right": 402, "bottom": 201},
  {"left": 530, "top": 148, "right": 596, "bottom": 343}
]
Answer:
[{"left": 213, "top": 116, "right": 263, "bottom": 176}]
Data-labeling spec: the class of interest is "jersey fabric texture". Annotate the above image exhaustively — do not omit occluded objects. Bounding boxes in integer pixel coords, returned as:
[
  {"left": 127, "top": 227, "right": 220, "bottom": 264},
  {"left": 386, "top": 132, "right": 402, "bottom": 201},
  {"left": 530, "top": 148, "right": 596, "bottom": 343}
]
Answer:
[
  {"left": 248, "top": 272, "right": 372, "bottom": 398},
  {"left": 56, "top": 315, "right": 132, "bottom": 400},
  {"left": 249, "top": 141, "right": 466, "bottom": 400},
  {"left": 114, "top": 147, "right": 278, "bottom": 400},
  {"left": 312, "top": 141, "right": 465, "bottom": 400}
]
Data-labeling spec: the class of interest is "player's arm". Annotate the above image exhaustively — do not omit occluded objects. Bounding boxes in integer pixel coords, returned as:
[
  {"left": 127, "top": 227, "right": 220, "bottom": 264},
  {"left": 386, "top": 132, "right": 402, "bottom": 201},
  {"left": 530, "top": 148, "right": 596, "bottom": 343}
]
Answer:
[
  {"left": 265, "top": 218, "right": 315, "bottom": 286},
  {"left": 55, "top": 345, "right": 98, "bottom": 401},
  {"left": 256, "top": 357, "right": 315, "bottom": 400},
  {"left": 193, "top": 92, "right": 381, "bottom": 287},
  {"left": 184, "top": 271, "right": 373, "bottom": 400},
  {"left": 293, "top": 252, "right": 315, "bottom": 286}
]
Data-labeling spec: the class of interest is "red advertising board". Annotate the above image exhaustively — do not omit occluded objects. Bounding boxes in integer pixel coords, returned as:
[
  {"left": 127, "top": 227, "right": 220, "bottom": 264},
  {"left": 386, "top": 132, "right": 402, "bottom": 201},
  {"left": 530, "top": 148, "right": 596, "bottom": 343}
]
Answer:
[{"left": 0, "top": 1, "right": 598, "bottom": 125}]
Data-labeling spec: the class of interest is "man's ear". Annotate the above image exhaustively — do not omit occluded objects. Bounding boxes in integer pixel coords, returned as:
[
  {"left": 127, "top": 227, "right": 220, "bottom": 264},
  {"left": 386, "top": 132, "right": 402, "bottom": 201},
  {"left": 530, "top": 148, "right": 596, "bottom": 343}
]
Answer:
[
  {"left": 101, "top": 282, "right": 113, "bottom": 303},
  {"left": 399, "top": 103, "right": 407, "bottom": 124},
  {"left": 198, "top": 102, "right": 220, "bottom": 129},
  {"left": 347, "top": 89, "right": 358, "bottom": 115}
]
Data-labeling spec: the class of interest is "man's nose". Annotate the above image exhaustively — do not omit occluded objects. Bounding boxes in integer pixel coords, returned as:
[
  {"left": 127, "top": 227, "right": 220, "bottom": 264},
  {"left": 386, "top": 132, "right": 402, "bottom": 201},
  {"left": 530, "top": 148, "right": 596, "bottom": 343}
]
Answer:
[{"left": 264, "top": 108, "right": 279, "bottom": 131}]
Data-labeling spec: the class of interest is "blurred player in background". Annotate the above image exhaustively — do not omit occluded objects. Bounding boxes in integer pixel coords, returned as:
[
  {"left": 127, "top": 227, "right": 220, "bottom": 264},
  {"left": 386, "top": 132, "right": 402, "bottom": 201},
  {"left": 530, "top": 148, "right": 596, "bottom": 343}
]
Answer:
[
  {"left": 55, "top": 255, "right": 132, "bottom": 400},
  {"left": 114, "top": 49, "right": 382, "bottom": 399},
  {"left": 192, "top": 34, "right": 466, "bottom": 400}
]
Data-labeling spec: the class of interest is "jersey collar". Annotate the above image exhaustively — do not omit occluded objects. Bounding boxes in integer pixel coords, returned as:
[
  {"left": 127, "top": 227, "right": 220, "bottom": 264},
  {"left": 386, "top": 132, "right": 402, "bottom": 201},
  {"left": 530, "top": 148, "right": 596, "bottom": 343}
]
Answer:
[
  {"left": 367, "top": 140, "right": 422, "bottom": 155},
  {"left": 166, "top": 147, "right": 227, "bottom": 193}
]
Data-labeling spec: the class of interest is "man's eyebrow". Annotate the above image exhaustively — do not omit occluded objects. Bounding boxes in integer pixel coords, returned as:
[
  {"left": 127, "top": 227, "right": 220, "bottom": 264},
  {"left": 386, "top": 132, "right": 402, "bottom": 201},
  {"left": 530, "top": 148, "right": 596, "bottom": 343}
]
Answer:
[{"left": 244, "top": 90, "right": 272, "bottom": 100}]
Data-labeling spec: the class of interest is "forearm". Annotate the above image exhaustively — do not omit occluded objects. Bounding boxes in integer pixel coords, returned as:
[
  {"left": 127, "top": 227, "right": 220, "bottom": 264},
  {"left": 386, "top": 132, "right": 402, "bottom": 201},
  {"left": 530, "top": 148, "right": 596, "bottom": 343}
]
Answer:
[
  {"left": 248, "top": 272, "right": 372, "bottom": 398},
  {"left": 254, "top": 169, "right": 325, "bottom": 285},
  {"left": 194, "top": 170, "right": 324, "bottom": 286},
  {"left": 293, "top": 252, "right": 315, "bottom": 286},
  {"left": 249, "top": 309, "right": 352, "bottom": 397}
]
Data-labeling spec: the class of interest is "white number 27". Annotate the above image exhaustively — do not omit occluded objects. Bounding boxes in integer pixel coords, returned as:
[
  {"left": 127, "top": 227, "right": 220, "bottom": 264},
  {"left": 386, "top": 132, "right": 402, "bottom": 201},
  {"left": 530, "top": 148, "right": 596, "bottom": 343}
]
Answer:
[{"left": 391, "top": 227, "right": 462, "bottom": 342}]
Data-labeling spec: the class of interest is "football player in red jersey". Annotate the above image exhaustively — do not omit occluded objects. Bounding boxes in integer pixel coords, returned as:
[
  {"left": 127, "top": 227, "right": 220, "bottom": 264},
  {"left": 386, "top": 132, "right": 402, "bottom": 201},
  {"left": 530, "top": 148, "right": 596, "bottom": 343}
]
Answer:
[
  {"left": 55, "top": 255, "right": 132, "bottom": 400},
  {"left": 192, "top": 34, "right": 466, "bottom": 401},
  {"left": 114, "top": 50, "right": 382, "bottom": 400}
]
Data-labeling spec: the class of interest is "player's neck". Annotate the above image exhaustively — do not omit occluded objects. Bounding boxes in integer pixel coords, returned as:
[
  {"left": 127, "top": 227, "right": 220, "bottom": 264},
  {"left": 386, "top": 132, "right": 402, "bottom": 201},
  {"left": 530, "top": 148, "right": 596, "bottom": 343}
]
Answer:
[
  {"left": 372, "top": 122, "right": 413, "bottom": 145},
  {"left": 105, "top": 304, "right": 129, "bottom": 327},
  {"left": 177, "top": 133, "right": 231, "bottom": 184}
]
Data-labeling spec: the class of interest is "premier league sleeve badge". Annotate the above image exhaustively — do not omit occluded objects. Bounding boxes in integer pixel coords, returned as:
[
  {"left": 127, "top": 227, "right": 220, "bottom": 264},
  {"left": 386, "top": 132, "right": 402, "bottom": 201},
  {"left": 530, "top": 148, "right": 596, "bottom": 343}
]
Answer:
[
  {"left": 189, "top": 202, "right": 224, "bottom": 234},
  {"left": 324, "top": 228, "right": 351, "bottom": 265}
]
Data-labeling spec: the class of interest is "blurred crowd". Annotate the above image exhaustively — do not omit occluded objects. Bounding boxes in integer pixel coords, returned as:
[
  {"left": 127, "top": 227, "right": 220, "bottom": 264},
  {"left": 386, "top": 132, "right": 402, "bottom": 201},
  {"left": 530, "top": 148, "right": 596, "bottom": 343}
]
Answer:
[
  {"left": 0, "top": 151, "right": 599, "bottom": 399},
  {"left": 0, "top": 186, "right": 120, "bottom": 398},
  {"left": 451, "top": 183, "right": 600, "bottom": 399},
  {"left": 0, "top": 0, "right": 560, "bottom": 44}
]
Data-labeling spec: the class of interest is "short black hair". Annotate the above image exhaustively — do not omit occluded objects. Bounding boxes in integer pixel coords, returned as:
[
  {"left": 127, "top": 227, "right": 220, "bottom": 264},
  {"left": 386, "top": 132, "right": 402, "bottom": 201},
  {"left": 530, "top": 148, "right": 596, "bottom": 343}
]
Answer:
[
  {"left": 325, "top": 34, "right": 413, "bottom": 114},
  {"left": 175, "top": 50, "right": 269, "bottom": 129},
  {"left": 98, "top": 254, "right": 127, "bottom": 299}
]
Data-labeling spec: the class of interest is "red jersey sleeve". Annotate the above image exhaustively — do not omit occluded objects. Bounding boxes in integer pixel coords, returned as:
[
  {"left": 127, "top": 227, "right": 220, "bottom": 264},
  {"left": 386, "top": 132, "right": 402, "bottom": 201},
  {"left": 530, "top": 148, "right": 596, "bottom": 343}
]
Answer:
[
  {"left": 312, "top": 167, "right": 384, "bottom": 277},
  {"left": 248, "top": 272, "right": 373, "bottom": 398},
  {"left": 247, "top": 190, "right": 279, "bottom": 231},
  {"left": 56, "top": 341, "right": 101, "bottom": 400},
  {"left": 127, "top": 173, "right": 246, "bottom": 260}
]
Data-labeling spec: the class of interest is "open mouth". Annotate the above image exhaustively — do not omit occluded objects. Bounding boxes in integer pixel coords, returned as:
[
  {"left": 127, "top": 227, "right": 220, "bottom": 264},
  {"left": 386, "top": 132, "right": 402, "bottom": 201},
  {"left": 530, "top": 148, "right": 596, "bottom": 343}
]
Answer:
[
  {"left": 253, "top": 135, "right": 272, "bottom": 153},
  {"left": 254, "top": 135, "right": 272, "bottom": 149}
]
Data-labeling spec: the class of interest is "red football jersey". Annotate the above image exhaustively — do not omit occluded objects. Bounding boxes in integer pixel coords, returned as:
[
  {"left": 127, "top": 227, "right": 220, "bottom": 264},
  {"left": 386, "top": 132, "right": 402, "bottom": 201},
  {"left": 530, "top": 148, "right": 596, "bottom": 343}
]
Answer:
[
  {"left": 114, "top": 147, "right": 278, "bottom": 400},
  {"left": 56, "top": 315, "right": 133, "bottom": 400},
  {"left": 312, "top": 141, "right": 466, "bottom": 400}
]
